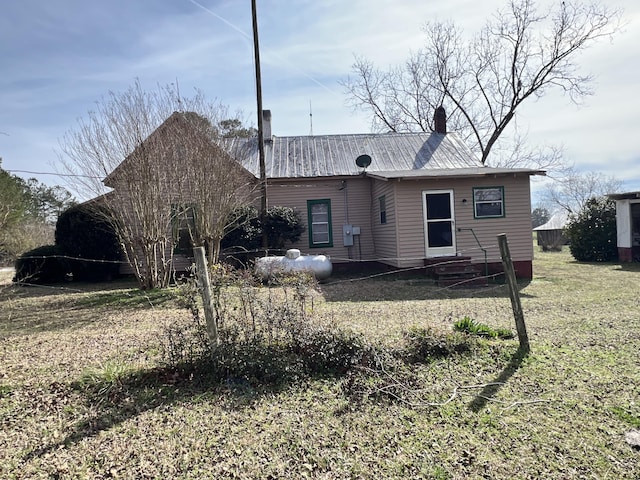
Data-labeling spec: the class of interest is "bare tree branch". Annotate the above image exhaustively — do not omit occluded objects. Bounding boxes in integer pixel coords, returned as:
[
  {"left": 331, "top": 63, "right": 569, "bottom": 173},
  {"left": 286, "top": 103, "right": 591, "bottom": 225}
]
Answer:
[
  {"left": 58, "top": 81, "right": 258, "bottom": 289},
  {"left": 342, "top": 0, "right": 622, "bottom": 170},
  {"left": 542, "top": 166, "right": 622, "bottom": 214}
]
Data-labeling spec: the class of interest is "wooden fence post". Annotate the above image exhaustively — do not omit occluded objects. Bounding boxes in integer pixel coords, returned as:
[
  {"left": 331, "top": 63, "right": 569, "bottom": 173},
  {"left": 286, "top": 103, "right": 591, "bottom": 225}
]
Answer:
[
  {"left": 497, "top": 234, "right": 530, "bottom": 352},
  {"left": 193, "top": 246, "right": 219, "bottom": 346}
]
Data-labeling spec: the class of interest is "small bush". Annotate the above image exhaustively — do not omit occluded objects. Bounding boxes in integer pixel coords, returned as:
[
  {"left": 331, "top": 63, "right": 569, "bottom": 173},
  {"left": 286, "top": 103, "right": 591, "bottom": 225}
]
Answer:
[
  {"left": 453, "top": 316, "right": 514, "bottom": 339},
  {"left": 221, "top": 205, "right": 262, "bottom": 255},
  {"left": 401, "top": 326, "right": 473, "bottom": 362},
  {"left": 564, "top": 197, "right": 618, "bottom": 262},
  {"left": 13, "top": 245, "right": 66, "bottom": 284},
  {"left": 294, "top": 326, "right": 372, "bottom": 374}
]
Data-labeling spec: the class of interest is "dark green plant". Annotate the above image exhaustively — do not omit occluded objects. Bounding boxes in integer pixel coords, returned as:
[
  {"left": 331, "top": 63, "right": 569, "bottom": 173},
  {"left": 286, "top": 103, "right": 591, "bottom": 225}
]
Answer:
[
  {"left": 293, "top": 326, "right": 371, "bottom": 374},
  {"left": 564, "top": 197, "right": 618, "bottom": 262},
  {"left": 13, "top": 244, "right": 66, "bottom": 284},
  {"left": 55, "top": 204, "right": 122, "bottom": 281},
  {"left": 264, "top": 206, "right": 305, "bottom": 249},
  {"left": 531, "top": 206, "right": 550, "bottom": 228},
  {"left": 453, "top": 316, "right": 514, "bottom": 339},
  {"left": 221, "top": 205, "right": 305, "bottom": 254},
  {"left": 221, "top": 205, "right": 262, "bottom": 253}
]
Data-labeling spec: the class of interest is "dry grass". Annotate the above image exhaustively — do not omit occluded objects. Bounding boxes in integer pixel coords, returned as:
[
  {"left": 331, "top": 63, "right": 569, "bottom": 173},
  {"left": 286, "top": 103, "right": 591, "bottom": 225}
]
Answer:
[{"left": 1, "top": 249, "right": 639, "bottom": 479}]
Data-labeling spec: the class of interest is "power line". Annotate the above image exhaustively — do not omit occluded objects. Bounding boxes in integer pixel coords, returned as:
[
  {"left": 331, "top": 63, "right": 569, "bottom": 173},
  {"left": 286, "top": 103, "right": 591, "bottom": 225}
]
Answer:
[{"left": 5, "top": 169, "right": 103, "bottom": 179}]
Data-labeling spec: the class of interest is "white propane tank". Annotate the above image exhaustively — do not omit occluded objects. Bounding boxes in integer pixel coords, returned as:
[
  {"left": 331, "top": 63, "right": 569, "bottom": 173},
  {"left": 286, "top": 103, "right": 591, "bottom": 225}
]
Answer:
[{"left": 255, "top": 249, "right": 332, "bottom": 281}]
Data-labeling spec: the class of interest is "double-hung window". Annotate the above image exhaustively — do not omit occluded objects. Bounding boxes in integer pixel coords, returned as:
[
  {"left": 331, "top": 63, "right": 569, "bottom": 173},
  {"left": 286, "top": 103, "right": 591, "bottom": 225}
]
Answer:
[
  {"left": 473, "top": 187, "right": 505, "bottom": 218},
  {"left": 307, "top": 199, "right": 332, "bottom": 247}
]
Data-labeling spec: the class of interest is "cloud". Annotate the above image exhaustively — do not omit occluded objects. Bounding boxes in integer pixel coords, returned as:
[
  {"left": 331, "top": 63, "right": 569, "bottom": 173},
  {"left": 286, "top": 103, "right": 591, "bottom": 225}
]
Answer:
[{"left": 1, "top": 0, "right": 638, "bottom": 193}]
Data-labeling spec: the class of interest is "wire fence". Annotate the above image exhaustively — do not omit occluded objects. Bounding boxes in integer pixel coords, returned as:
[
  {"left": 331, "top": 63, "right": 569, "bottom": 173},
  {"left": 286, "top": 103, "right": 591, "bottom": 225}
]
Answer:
[{"left": 4, "top": 243, "right": 525, "bottom": 317}]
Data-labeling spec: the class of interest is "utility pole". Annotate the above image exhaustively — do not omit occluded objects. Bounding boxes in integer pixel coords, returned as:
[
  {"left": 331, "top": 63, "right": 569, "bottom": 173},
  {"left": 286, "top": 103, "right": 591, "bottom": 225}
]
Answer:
[{"left": 251, "top": 0, "right": 268, "bottom": 250}]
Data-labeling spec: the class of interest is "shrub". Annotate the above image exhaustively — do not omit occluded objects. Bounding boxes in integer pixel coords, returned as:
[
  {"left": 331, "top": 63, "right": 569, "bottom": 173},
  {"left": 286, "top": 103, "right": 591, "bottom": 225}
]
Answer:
[
  {"left": 221, "top": 205, "right": 262, "bottom": 254},
  {"left": 564, "top": 197, "right": 618, "bottom": 262},
  {"left": 221, "top": 205, "right": 305, "bottom": 255},
  {"left": 13, "top": 244, "right": 66, "bottom": 284},
  {"left": 264, "top": 206, "right": 305, "bottom": 249},
  {"left": 293, "top": 326, "right": 371, "bottom": 374},
  {"left": 55, "top": 205, "right": 122, "bottom": 281}
]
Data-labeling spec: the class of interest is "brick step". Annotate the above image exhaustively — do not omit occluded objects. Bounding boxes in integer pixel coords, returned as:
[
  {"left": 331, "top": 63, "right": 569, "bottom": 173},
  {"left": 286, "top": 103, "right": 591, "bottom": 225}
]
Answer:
[
  {"left": 424, "top": 256, "right": 471, "bottom": 267},
  {"left": 424, "top": 256, "right": 488, "bottom": 288},
  {"left": 433, "top": 265, "right": 481, "bottom": 275}
]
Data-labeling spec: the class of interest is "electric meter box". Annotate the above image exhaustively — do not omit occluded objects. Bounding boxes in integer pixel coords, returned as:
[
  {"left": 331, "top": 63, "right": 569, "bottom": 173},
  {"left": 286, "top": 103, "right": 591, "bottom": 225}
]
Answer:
[{"left": 343, "top": 224, "right": 354, "bottom": 246}]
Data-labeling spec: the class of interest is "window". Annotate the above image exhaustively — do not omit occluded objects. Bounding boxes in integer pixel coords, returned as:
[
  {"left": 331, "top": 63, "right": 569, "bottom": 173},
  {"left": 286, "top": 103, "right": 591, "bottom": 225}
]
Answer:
[
  {"left": 473, "top": 187, "right": 505, "bottom": 218},
  {"left": 307, "top": 199, "right": 333, "bottom": 247},
  {"left": 172, "top": 204, "right": 196, "bottom": 253},
  {"left": 379, "top": 195, "right": 387, "bottom": 224}
]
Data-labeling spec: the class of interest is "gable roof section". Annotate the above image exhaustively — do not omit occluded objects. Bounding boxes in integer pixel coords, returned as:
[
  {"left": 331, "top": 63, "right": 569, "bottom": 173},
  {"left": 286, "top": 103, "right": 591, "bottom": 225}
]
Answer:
[
  {"left": 104, "top": 111, "right": 255, "bottom": 187},
  {"left": 225, "top": 132, "right": 484, "bottom": 179}
]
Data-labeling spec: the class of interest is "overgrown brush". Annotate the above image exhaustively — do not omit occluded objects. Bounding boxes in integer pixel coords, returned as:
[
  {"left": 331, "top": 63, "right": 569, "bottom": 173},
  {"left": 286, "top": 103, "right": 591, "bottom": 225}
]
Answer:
[
  {"left": 341, "top": 327, "right": 477, "bottom": 405},
  {"left": 162, "top": 266, "right": 479, "bottom": 403},
  {"left": 401, "top": 326, "right": 472, "bottom": 363},
  {"left": 162, "top": 267, "right": 371, "bottom": 384}
]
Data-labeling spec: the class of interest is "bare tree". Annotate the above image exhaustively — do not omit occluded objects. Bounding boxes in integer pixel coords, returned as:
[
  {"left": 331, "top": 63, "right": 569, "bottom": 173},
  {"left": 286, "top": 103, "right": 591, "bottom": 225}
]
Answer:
[
  {"left": 342, "top": 0, "right": 621, "bottom": 169},
  {"left": 542, "top": 167, "right": 622, "bottom": 214},
  {"left": 58, "top": 81, "right": 258, "bottom": 289},
  {"left": 168, "top": 113, "right": 258, "bottom": 266}
]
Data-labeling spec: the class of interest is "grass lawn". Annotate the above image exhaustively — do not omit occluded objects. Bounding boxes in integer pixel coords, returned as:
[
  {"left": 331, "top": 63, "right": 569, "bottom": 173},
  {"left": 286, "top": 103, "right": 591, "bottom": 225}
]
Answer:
[{"left": 1, "top": 248, "right": 639, "bottom": 479}]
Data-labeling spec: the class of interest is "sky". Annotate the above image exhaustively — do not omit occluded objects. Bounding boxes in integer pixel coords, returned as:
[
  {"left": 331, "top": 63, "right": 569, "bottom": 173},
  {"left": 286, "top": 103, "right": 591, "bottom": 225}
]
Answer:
[{"left": 1, "top": 0, "right": 639, "bottom": 202}]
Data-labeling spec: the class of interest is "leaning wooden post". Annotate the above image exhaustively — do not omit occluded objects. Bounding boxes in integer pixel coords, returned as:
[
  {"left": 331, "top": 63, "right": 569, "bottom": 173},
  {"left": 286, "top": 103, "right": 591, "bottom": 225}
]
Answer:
[
  {"left": 497, "top": 234, "right": 530, "bottom": 352},
  {"left": 193, "top": 246, "right": 219, "bottom": 346}
]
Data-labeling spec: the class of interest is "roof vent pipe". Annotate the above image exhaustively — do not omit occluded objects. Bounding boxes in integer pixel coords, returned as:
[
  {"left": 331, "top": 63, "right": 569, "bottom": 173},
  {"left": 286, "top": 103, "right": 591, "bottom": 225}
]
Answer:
[{"left": 434, "top": 106, "right": 446, "bottom": 134}]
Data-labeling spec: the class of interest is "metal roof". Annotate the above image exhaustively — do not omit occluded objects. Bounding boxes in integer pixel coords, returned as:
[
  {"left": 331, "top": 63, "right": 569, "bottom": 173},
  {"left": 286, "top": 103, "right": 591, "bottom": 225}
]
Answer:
[
  {"left": 367, "top": 167, "right": 545, "bottom": 180},
  {"left": 608, "top": 191, "right": 640, "bottom": 200},
  {"left": 533, "top": 211, "right": 569, "bottom": 231},
  {"left": 224, "top": 132, "right": 485, "bottom": 179}
]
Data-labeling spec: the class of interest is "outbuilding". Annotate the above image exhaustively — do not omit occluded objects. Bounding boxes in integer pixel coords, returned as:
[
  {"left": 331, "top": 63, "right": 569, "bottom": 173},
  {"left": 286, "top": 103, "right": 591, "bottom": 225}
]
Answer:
[{"left": 608, "top": 191, "right": 640, "bottom": 262}]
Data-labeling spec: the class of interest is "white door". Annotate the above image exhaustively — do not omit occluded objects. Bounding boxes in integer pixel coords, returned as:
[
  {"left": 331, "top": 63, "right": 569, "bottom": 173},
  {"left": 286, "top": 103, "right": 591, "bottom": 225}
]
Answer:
[{"left": 422, "top": 189, "right": 456, "bottom": 257}]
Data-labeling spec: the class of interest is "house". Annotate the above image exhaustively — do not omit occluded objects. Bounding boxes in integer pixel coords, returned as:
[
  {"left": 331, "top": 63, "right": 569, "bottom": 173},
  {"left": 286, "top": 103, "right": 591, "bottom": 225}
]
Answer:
[
  {"left": 104, "top": 108, "right": 545, "bottom": 280},
  {"left": 224, "top": 109, "right": 544, "bottom": 279},
  {"left": 533, "top": 211, "right": 569, "bottom": 251},
  {"left": 608, "top": 191, "right": 640, "bottom": 262}
]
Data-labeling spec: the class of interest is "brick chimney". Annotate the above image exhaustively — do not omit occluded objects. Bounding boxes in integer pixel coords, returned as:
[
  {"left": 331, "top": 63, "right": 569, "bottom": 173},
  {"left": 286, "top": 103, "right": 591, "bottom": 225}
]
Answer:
[
  {"left": 262, "top": 109, "right": 272, "bottom": 142},
  {"left": 434, "top": 106, "right": 446, "bottom": 134}
]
